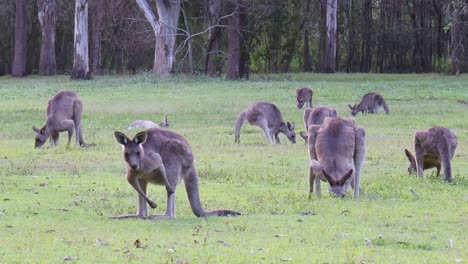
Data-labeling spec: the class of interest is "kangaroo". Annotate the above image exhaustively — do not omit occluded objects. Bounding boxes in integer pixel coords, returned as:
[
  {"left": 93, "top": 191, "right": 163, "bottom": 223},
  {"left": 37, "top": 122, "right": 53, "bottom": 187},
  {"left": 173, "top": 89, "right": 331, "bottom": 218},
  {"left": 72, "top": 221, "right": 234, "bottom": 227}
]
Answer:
[
  {"left": 308, "top": 117, "right": 365, "bottom": 198},
  {"left": 113, "top": 128, "right": 240, "bottom": 219},
  {"left": 234, "top": 102, "right": 296, "bottom": 144},
  {"left": 127, "top": 115, "right": 170, "bottom": 130},
  {"left": 299, "top": 106, "right": 338, "bottom": 142},
  {"left": 32, "top": 90, "right": 91, "bottom": 148},
  {"left": 296, "top": 87, "right": 313, "bottom": 109},
  {"left": 348, "top": 92, "right": 389, "bottom": 116},
  {"left": 404, "top": 126, "right": 457, "bottom": 182}
]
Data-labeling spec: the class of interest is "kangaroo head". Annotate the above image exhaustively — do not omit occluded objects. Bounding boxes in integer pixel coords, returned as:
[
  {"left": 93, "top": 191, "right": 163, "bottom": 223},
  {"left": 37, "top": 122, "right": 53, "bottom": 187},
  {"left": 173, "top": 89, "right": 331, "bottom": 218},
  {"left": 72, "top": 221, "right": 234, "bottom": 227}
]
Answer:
[
  {"left": 32, "top": 125, "right": 49, "bottom": 148},
  {"left": 348, "top": 104, "right": 358, "bottom": 116},
  {"left": 286, "top": 122, "right": 296, "bottom": 143},
  {"left": 299, "top": 131, "right": 308, "bottom": 143},
  {"left": 114, "top": 131, "right": 147, "bottom": 170},
  {"left": 322, "top": 169, "right": 354, "bottom": 197},
  {"left": 404, "top": 149, "right": 417, "bottom": 174}
]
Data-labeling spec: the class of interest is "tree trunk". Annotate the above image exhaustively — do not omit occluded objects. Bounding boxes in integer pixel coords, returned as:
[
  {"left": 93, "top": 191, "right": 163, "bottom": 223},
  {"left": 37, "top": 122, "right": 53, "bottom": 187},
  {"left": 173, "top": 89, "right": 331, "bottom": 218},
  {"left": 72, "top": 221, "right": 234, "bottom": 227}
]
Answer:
[
  {"left": 135, "top": 0, "right": 180, "bottom": 78},
  {"left": 238, "top": 0, "right": 250, "bottom": 79},
  {"left": 71, "top": 0, "right": 91, "bottom": 80},
  {"left": 450, "top": 21, "right": 462, "bottom": 75},
  {"left": 361, "top": 0, "right": 373, "bottom": 72},
  {"left": 12, "top": 0, "right": 27, "bottom": 77},
  {"left": 205, "top": 0, "right": 222, "bottom": 76},
  {"left": 345, "top": 0, "right": 356, "bottom": 72},
  {"left": 324, "top": 0, "right": 337, "bottom": 73},
  {"left": 37, "top": 0, "right": 56, "bottom": 75},
  {"left": 90, "top": 0, "right": 104, "bottom": 75},
  {"left": 318, "top": 0, "right": 327, "bottom": 72},
  {"left": 226, "top": 3, "right": 240, "bottom": 79},
  {"left": 303, "top": 29, "right": 312, "bottom": 72}
]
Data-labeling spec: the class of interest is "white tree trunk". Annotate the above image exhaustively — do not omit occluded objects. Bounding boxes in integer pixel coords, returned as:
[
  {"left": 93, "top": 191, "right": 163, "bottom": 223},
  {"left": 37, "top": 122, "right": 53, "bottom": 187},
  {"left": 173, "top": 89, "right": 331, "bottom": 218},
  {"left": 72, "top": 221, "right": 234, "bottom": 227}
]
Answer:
[
  {"left": 324, "top": 0, "right": 337, "bottom": 73},
  {"left": 135, "top": 0, "right": 180, "bottom": 77},
  {"left": 71, "top": 0, "right": 90, "bottom": 80}
]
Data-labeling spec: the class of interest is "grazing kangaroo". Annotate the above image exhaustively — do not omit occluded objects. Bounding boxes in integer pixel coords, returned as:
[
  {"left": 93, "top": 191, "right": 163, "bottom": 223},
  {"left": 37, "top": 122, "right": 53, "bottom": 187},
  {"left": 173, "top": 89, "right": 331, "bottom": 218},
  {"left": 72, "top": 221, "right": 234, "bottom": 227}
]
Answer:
[
  {"left": 404, "top": 126, "right": 457, "bottom": 182},
  {"left": 308, "top": 117, "right": 365, "bottom": 198},
  {"left": 234, "top": 102, "right": 296, "bottom": 144},
  {"left": 113, "top": 128, "right": 240, "bottom": 219},
  {"left": 32, "top": 90, "right": 91, "bottom": 148},
  {"left": 299, "top": 106, "right": 338, "bottom": 142},
  {"left": 296, "top": 87, "right": 313, "bottom": 109},
  {"left": 348, "top": 92, "right": 389, "bottom": 116},
  {"left": 127, "top": 115, "right": 170, "bottom": 130}
]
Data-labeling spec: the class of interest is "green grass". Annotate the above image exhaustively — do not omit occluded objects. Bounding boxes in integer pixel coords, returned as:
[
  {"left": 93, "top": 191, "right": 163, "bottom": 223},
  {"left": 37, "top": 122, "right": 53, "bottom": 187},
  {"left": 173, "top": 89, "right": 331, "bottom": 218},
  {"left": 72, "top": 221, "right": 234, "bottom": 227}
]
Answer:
[{"left": 0, "top": 73, "right": 467, "bottom": 263}]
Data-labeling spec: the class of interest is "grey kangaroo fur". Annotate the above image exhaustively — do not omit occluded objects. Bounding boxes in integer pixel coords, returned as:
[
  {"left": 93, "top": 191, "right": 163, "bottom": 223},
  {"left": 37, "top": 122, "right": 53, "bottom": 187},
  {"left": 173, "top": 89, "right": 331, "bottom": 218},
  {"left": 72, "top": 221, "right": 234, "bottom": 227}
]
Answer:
[
  {"left": 296, "top": 87, "right": 313, "bottom": 109},
  {"left": 404, "top": 126, "right": 457, "bottom": 182},
  {"left": 114, "top": 128, "right": 240, "bottom": 219},
  {"left": 127, "top": 115, "right": 170, "bottom": 130},
  {"left": 299, "top": 106, "right": 338, "bottom": 142},
  {"left": 308, "top": 117, "right": 365, "bottom": 198},
  {"left": 348, "top": 92, "right": 389, "bottom": 116},
  {"left": 32, "top": 90, "right": 92, "bottom": 148},
  {"left": 234, "top": 102, "right": 296, "bottom": 144}
]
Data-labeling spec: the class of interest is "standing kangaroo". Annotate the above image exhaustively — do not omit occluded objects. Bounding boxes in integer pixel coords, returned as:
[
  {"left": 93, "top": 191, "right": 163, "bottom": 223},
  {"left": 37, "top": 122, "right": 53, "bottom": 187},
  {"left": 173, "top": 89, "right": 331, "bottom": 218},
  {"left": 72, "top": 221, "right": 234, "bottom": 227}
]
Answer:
[
  {"left": 299, "top": 106, "right": 338, "bottom": 142},
  {"left": 113, "top": 128, "right": 240, "bottom": 219},
  {"left": 348, "top": 92, "right": 389, "bottom": 116},
  {"left": 308, "top": 117, "right": 365, "bottom": 198},
  {"left": 404, "top": 126, "right": 457, "bottom": 182},
  {"left": 32, "top": 90, "right": 90, "bottom": 148},
  {"left": 234, "top": 102, "right": 296, "bottom": 144},
  {"left": 127, "top": 115, "right": 170, "bottom": 130},
  {"left": 296, "top": 87, "right": 313, "bottom": 109}
]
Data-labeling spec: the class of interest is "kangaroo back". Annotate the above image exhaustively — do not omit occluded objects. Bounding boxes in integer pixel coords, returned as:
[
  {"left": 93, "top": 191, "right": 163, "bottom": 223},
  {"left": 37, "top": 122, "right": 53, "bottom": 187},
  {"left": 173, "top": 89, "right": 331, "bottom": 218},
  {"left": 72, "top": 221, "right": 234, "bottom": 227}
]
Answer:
[{"left": 234, "top": 111, "right": 246, "bottom": 143}]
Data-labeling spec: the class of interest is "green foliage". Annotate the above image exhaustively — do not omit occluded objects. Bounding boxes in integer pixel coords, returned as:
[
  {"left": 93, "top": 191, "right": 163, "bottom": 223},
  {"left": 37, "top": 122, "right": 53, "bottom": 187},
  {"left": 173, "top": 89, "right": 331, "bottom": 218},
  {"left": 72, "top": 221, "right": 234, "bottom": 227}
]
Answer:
[
  {"left": 0, "top": 74, "right": 467, "bottom": 262},
  {"left": 435, "top": 57, "right": 452, "bottom": 74}
]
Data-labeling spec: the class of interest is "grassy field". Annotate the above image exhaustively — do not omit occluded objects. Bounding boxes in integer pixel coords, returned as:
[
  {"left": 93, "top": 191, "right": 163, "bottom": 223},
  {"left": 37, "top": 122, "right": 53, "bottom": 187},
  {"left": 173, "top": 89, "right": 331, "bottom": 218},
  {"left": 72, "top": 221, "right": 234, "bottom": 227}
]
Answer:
[{"left": 0, "top": 73, "right": 467, "bottom": 263}]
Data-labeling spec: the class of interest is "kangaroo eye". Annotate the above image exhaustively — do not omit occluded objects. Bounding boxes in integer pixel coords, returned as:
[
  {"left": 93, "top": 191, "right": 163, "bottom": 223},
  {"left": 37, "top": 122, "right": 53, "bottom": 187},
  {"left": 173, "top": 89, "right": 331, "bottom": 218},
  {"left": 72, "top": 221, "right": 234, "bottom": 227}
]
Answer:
[{"left": 136, "top": 152, "right": 140, "bottom": 156}]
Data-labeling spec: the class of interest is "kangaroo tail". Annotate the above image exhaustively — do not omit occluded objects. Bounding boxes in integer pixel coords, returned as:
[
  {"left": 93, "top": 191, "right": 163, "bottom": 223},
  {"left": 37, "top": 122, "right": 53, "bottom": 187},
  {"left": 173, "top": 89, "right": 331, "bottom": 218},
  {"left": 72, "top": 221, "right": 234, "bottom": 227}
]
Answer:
[
  {"left": 184, "top": 168, "right": 240, "bottom": 217},
  {"left": 73, "top": 99, "right": 86, "bottom": 145},
  {"left": 234, "top": 111, "right": 246, "bottom": 143},
  {"left": 438, "top": 142, "right": 453, "bottom": 182},
  {"left": 381, "top": 99, "right": 390, "bottom": 115}
]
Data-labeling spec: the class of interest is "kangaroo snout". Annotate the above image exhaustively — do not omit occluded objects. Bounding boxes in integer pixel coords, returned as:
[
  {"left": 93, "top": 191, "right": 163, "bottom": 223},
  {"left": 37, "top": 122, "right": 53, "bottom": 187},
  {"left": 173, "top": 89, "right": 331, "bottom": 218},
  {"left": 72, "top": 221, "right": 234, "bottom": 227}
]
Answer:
[{"left": 130, "top": 164, "right": 138, "bottom": 170}]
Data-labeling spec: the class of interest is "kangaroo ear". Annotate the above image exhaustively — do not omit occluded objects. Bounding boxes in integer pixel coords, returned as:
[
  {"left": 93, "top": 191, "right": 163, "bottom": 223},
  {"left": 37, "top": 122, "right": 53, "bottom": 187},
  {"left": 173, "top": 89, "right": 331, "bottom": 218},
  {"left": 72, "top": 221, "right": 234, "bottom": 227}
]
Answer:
[
  {"left": 133, "top": 131, "right": 147, "bottom": 145},
  {"left": 337, "top": 169, "right": 353, "bottom": 185},
  {"left": 32, "top": 126, "right": 40, "bottom": 133},
  {"left": 287, "top": 122, "right": 295, "bottom": 130},
  {"left": 114, "top": 131, "right": 129, "bottom": 145},
  {"left": 40, "top": 126, "right": 46, "bottom": 134},
  {"left": 348, "top": 104, "right": 353, "bottom": 110},
  {"left": 404, "top": 149, "right": 414, "bottom": 161},
  {"left": 322, "top": 170, "right": 337, "bottom": 186},
  {"left": 162, "top": 115, "right": 170, "bottom": 127},
  {"left": 299, "top": 131, "right": 308, "bottom": 141}
]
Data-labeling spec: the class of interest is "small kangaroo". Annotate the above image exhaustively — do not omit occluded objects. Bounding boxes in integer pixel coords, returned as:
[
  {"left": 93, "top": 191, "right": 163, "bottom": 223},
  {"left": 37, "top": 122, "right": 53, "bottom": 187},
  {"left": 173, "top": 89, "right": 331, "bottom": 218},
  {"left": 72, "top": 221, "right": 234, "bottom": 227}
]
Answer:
[
  {"left": 127, "top": 115, "right": 170, "bottom": 130},
  {"left": 299, "top": 106, "right": 338, "bottom": 142},
  {"left": 113, "top": 128, "right": 240, "bottom": 219},
  {"left": 296, "top": 87, "right": 313, "bottom": 109},
  {"left": 404, "top": 126, "right": 457, "bottom": 182},
  {"left": 348, "top": 92, "right": 389, "bottom": 116},
  {"left": 234, "top": 102, "right": 296, "bottom": 144},
  {"left": 32, "top": 90, "right": 91, "bottom": 148},
  {"left": 308, "top": 117, "right": 365, "bottom": 198}
]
